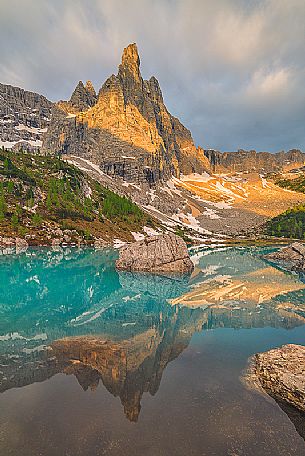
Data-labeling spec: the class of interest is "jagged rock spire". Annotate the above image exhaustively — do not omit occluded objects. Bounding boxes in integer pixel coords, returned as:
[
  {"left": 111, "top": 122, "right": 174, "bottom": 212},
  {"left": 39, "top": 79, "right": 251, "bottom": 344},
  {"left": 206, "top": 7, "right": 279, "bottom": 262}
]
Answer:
[
  {"left": 85, "top": 80, "right": 96, "bottom": 98},
  {"left": 121, "top": 43, "right": 140, "bottom": 67},
  {"left": 70, "top": 80, "right": 85, "bottom": 105},
  {"left": 70, "top": 80, "right": 97, "bottom": 111},
  {"left": 119, "top": 43, "right": 141, "bottom": 83}
]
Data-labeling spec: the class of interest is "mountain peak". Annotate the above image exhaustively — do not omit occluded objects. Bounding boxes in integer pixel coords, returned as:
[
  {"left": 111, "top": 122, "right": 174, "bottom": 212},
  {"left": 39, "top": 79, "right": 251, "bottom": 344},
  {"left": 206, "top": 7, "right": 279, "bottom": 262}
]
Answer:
[
  {"left": 119, "top": 43, "right": 141, "bottom": 82},
  {"left": 121, "top": 43, "right": 140, "bottom": 68},
  {"left": 74, "top": 80, "right": 85, "bottom": 91},
  {"left": 85, "top": 80, "right": 96, "bottom": 97},
  {"left": 70, "top": 80, "right": 96, "bottom": 111}
]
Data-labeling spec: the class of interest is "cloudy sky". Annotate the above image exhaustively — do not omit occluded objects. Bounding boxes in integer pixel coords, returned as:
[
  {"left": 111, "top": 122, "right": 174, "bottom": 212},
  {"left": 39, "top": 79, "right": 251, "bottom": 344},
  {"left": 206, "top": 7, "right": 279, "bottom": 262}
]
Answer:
[{"left": 0, "top": 0, "right": 304, "bottom": 151}]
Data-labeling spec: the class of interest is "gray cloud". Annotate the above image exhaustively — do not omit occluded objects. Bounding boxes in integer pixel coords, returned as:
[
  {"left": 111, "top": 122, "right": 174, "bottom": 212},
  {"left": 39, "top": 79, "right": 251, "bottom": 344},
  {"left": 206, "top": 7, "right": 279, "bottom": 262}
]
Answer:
[{"left": 0, "top": 0, "right": 304, "bottom": 151}]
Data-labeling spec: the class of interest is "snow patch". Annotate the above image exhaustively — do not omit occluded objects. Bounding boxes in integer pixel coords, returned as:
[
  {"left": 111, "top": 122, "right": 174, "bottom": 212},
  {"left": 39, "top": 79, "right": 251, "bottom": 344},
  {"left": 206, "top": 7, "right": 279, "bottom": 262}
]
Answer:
[
  {"left": 180, "top": 172, "right": 212, "bottom": 183},
  {"left": 23, "top": 345, "right": 46, "bottom": 354},
  {"left": 131, "top": 232, "right": 145, "bottom": 241},
  {"left": 0, "top": 140, "right": 17, "bottom": 149},
  {"left": 203, "top": 207, "right": 220, "bottom": 219},
  {"left": 122, "top": 181, "right": 141, "bottom": 191},
  {"left": 113, "top": 239, "right": 126, "bottom": 248},
  {"left": 143, "top": 226, "right": 161, "bottom": 236},
  {"left": 14, "top": 124, "right": 46, "bottom": 134},
  {"left": 0, "top": 332, "right": 47, "bottom": 342}
]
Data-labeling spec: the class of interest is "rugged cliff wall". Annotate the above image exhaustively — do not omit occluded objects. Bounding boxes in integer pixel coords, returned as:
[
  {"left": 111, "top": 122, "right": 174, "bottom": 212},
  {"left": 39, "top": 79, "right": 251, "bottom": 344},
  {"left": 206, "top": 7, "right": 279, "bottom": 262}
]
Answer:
[
  {"left": 42, "top": 43, "right": 211, "bottom": 183},
  {"left": 204, "top": 148, "right": 305, "bottom": 174},
  {"left": 0, "top": 83, "right": 53, "bottom": 150}
]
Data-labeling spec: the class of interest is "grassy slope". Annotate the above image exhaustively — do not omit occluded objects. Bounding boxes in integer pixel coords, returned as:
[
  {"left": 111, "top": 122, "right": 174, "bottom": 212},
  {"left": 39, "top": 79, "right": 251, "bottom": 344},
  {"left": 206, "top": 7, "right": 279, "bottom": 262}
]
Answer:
[
  {"left": 0, "top": 148, "right": 155, "bottom": 244},
  {"left": 267, "top": 175, "right": 305, "bottom": 239}
]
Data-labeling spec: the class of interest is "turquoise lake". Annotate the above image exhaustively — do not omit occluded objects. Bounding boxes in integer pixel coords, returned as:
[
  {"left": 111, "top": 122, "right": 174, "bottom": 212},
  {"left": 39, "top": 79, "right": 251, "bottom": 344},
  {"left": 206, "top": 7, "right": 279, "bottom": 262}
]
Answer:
[{"left": 0, "top": 245, "right": 305, "bottom": 455}]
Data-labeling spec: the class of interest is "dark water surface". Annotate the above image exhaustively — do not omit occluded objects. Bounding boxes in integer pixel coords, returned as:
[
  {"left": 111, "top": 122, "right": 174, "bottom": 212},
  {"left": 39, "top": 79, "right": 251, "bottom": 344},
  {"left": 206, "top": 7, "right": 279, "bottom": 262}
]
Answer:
[{"left": 0, "top": 246, "right": 305, "bottom": 455}]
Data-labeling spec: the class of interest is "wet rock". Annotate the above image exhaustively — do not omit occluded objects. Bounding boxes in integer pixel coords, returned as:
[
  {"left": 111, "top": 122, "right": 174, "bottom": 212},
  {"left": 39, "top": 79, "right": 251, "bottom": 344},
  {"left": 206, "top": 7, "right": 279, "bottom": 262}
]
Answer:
[
  {"left": 116, "top": 232, "right": 194, "bottom": 274},
  {"left": 250, "top": 344, "right": 305, "bottom": 412},
  {"left": 0, "top": 237, "right": 28, "bottom": 254},
  {"left": 51, "top": 238, "right": 62, "bottom": 246},
  {"left": 94, "top": 239, "right": 109, "bottom": 249},
  {"left": 264, "top": 242, "right": 305, "bottom": 271},
  {"left": 15, "top": 238, "right": 29, "bottom": 248},
  {"left": 15, "top": 237, "right": 28, "bottom": 254},
  {"left": 0, "top": 237, "right": 15, "bottom": 247},
  {"left": 0, "top": 237, "right": 28, "bottom": 248}
]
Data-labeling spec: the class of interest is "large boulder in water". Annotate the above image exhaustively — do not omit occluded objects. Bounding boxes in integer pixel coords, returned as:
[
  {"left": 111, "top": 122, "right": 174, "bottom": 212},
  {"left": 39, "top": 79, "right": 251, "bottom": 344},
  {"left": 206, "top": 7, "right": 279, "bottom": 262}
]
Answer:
[
  {"left": 264, "top": 242, "right": 305, "bottom": 271},
  {"left": 116, "top": 233, "right": 194, "bottom": 274},
  {"left": 249, "top": 344, "right": 305, "bottom": 413}
]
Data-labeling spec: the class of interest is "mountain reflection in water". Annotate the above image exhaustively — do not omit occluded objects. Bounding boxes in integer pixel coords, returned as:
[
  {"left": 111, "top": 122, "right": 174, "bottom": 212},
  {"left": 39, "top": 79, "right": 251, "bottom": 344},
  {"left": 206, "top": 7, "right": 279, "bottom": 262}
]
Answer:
[{"left": 0, "top": 246, "right": 305, "bottom": 426}]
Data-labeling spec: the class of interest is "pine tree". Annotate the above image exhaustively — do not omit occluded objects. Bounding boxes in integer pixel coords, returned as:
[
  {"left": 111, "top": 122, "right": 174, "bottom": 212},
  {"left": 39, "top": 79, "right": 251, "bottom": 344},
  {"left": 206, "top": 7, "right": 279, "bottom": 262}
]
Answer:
[{"left": 11, "top": 213, "right": 19, "bottom": 228}]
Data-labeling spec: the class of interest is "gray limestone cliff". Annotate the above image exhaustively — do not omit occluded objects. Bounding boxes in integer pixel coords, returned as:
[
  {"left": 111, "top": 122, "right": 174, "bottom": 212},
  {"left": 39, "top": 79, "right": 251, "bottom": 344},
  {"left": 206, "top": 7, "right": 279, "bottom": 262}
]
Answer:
[
  {"left": 204, "top": 148, "right": 305, "bottom": 174},
  {"left": 0, "top": 82, "right": 53, "bottom": 150}
]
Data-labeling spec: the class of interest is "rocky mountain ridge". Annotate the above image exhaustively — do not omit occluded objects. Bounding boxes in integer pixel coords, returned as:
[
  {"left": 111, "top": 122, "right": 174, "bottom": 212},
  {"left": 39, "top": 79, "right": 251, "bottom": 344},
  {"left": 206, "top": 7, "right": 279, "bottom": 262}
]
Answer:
[
  {"left": 204, "top": 148, "right": 305, "bottom": 174},
  {"left": 0, "top": 82, "right": 52, "bottom": 151},
  {"left": 42, "top": 43, "right": 210, "bottom": 184}
]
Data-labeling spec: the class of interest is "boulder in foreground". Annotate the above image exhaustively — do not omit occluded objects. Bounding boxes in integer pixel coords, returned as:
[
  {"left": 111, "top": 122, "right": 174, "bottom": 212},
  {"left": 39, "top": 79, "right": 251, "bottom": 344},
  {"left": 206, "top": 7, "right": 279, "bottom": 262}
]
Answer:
[
  {"left": 264, "top": 242, "right": 305, "bottom": 272},
  {"left": 116, "top": 233, "right": 194, "bottom": 274},
  {"left": 249, "top": 344, "right": 305, "bottom": 412}
]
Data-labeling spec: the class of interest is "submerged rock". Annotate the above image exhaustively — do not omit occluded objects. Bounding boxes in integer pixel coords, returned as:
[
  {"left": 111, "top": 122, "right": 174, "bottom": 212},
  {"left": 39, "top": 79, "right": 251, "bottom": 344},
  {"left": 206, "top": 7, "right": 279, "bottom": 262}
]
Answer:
[
  {"left": 116, "top": 232, "right": 194, "bottom": 274},
  {"left": 264, "top": 242, "right": 305, "bottom": 272},
  {"left": 248, "top": 344, "right": 305, "bottom": 412}
]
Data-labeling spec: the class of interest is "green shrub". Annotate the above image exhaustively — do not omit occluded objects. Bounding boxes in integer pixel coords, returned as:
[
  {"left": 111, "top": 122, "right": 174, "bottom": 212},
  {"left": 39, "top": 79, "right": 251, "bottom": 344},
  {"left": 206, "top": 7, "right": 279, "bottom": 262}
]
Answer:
[
  {"left": 102, "top": 191, "right": 143, "bottom": 221},
  {"left": 276, "top": 175, "right": 305, "bottom": 193},
  {"left": 0, "top": 194, "right": 7, "bottom": 215},
  {"left": 7, "top": 181, "right": 14, "bottom": 193},
  {"left": 11, "top": 213, "right": 19, "bottom": 228},
  {"left": 32, "top": 213, "right": 43, "bottom": 227},
  {"left": 266, "top": 205, "right": 305, "bottom": 239}
]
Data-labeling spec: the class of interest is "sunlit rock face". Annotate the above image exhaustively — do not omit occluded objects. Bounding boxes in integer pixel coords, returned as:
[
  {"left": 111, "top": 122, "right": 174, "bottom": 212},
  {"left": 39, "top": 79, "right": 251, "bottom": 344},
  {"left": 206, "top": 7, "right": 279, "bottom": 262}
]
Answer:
[{"left": 42, "top": 43, "right": 210, "bottom": 184}]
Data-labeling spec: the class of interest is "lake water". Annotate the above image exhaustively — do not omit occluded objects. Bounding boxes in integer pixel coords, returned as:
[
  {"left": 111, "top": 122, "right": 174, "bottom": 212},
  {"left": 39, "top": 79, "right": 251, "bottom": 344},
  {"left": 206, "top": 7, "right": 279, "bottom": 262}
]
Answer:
[{"left": 0, "top": 245, "right": 305, "bottom": 456}]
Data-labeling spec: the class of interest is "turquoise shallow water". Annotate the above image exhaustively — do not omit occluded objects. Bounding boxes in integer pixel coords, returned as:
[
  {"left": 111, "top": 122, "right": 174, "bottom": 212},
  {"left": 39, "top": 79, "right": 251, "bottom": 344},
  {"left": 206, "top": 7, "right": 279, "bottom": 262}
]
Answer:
[{"left": 0, "top": 245, "right": 305, "bottom": 455}]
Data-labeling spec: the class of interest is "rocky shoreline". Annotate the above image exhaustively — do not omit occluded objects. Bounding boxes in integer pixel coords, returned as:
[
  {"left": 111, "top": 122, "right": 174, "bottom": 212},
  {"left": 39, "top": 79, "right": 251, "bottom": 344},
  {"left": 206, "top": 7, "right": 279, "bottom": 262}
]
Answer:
[
  {"left": 0, "top": 235, "right": 110, "bottom": 253},
  {"left": 0, "top": 234, "right": 295, "bottom": 254},
  {"left": 264, "top": 242, "right": 305, "bottom": 272}
]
